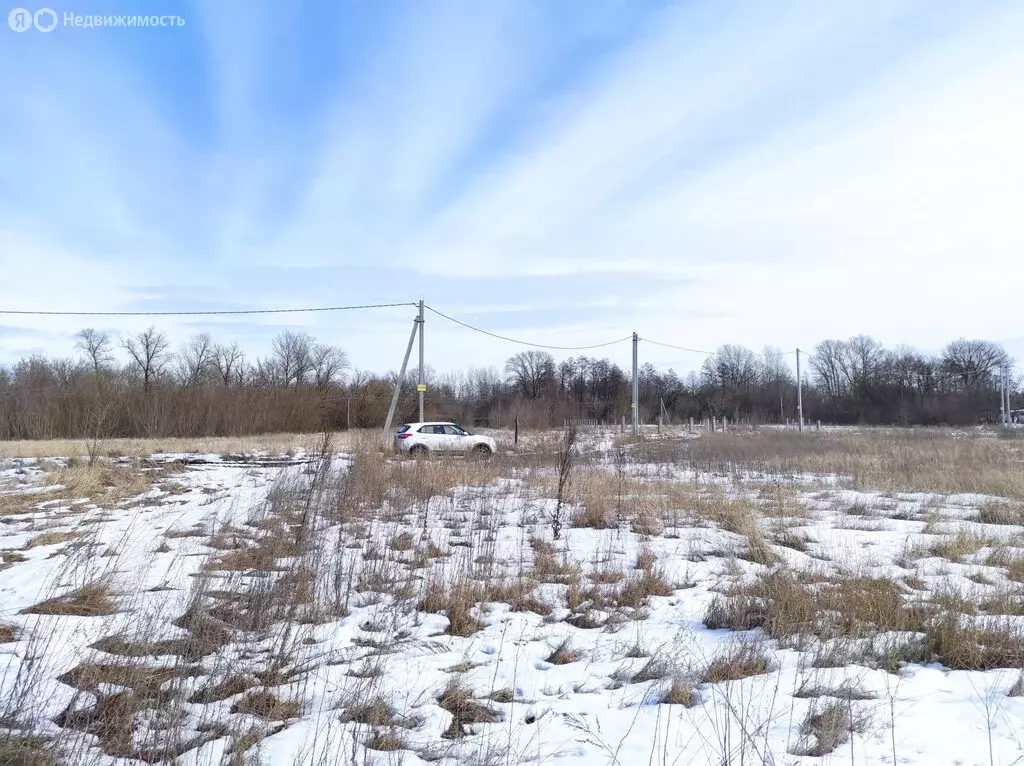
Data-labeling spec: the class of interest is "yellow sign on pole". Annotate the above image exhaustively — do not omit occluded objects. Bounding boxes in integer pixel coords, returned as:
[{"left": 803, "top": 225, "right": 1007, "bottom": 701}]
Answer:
[{"left": 416, "top": 385, "right": 427, "bottom": 392}]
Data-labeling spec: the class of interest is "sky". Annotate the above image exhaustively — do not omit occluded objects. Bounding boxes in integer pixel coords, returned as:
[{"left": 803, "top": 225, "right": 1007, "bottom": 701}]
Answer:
[{"left": 2, "top": 0, "right": 1023, "bottom": 378}]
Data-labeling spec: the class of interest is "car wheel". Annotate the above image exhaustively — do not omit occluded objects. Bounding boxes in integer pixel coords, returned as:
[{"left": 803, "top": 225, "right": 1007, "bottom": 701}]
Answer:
[
  {"left": 472, "top": 443, "right": 493, "bottom": 459},
  {"left": 409, "top": 445, "right": 429, "bottom": 458}
]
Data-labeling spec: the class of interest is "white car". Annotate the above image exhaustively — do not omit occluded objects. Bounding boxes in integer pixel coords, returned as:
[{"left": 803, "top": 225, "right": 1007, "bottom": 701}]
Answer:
[{"left": 393, "top": 421, "right": 496, "bottom": 458}]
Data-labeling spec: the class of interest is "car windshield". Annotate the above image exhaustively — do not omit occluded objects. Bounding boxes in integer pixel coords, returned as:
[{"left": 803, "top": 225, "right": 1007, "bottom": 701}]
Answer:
[{"left": 451, "top": 424, "right": 469, "bottom": 435}]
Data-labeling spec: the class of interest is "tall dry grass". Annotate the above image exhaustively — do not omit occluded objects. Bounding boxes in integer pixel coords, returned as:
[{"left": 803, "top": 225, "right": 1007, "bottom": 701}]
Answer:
[{"left": 676, "top": 429, "right": 1024, "bottom": 499}]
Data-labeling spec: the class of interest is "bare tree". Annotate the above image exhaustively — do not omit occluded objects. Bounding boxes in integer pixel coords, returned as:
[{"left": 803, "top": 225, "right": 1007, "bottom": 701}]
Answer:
[
  {"left": 121, "top": 326, "right": 171, "bottom": 393},
  {"left": 505, "top": 350, "right": 556, "bottom": 399},
  {"left": 311, "top": 343, "right": 349, "bottom": 390},
  {"left": 213, "top": 342, "right": 245, "bottom": 388},
  {"left": 811, "top": 339, "right": 847, "bottom": 401},
  {"left": 942, "top": 339, "right": 1011, "bottom": 391},
  {"left": 75, "top": 328, "right": 114, "bottom": 377},
  {"left": 271, "top": 330, "right": 314, "bottom": 388},
  {"left": 701, "top": 345, "right": 760, "bottom": 391},
  {"left": 177, "top": 333, "right": 215, "bottom": 388}
]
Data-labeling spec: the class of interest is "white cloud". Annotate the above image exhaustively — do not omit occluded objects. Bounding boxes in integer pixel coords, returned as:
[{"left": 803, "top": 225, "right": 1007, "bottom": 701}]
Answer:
[{"left": 2, "top": 1, "right": 1023, "bottom": 374}]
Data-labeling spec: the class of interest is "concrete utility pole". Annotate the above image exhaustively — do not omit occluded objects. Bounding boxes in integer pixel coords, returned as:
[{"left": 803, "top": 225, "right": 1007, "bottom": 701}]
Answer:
[
  {"left": 417, "top": 299, "right": 425, "bottom": 423},
  {"left": 1000, "top": 368, "right": 1006, "bottom": 426},
  {"left": 382, "top": 316, "right": 420, "bottom": 446},
  {"left": 1001, "top": 366, "right": 1011, "bottom": 427},
  {"left": 631, "top": 332, "right": 639, "bottom": 436},
  {"left": 796, "top": 348, "right": 804, "bottom": 432}
]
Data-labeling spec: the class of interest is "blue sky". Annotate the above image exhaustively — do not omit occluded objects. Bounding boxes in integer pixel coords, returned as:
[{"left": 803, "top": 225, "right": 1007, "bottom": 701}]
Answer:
[{"left": 2, "top": 0, "right": 1023, "bottom": 376}]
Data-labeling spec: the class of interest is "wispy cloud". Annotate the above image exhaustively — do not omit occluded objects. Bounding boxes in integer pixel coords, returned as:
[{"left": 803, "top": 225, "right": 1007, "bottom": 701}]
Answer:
[{"left": 2, "top": 0, "right": 1022, "bottom": 372}]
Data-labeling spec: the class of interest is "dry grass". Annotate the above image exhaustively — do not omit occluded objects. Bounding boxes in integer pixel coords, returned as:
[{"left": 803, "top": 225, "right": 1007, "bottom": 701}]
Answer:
[
  {"left": 231, "top": 691, "right": 300, "bottom": 721},
  {"left": 978, "top": 500, "right": 1024, "bottom": 526},
  {"left": 662, "top": 677, "right": 698, "bottom": 706},
  {"left": 916, "top": 530, "right": 997, "bottom": 561},
  {"left": 24, "top": 530, "right": 81, "bottom": 549},
  {"left": 616, "top": 554, "right": 674, "bottom": 608},
  {"left": 21, "top": 582, "right": 116, "bottom": 617},
  {"left": 340, "top": 695, "right": 410, "bottom": 728},
  {"left": 419, "top": 577, "right": 484, "bottom": 637},
  {"left": 0, "top": 736, "right": 56, "bottom": 765},
  {"left": 437, "top": 679, "right": 500, "bottom": 739},
  {"left": 189, "top": 675, "right": 257, "bottom": 703},
  {"left": 1, "top": 550, "right": 28, "bottom": 570},
  {"left": 791, "top": 700, "right": 869, "bottom": 756},
  {"left": 546, "top": 638, "right": 582, "bottom": 665},
  {"left": 0, "top": 489, "right": 53, "bottom": 517},
  {"left": 924, "top": 614, "right": 1024, "bottom": 670},
  {"left": 680, "top": 429, "right": 1024, "bottom": 499},
  {"left": 704, "top": 570, "right": 927, "bottom": 646},
  {"left": 701, "top": 642, "right": 773, "bottom": 684},
  {"left": 0, "top": 431, "right": 328, "bottom": 459},
  {"left": 47, "top": 461, "right": 159, "bottom": 503}
]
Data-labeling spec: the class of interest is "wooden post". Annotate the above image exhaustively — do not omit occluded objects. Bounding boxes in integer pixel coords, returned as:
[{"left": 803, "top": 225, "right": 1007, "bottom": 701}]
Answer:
[{"left": 514, "top": 416, "right": 519, "bottom": 447}]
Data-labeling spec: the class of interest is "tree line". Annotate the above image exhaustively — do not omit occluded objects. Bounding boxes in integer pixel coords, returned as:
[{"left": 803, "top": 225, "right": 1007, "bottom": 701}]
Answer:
[{"left": 0, "top": 327, "right": 1018, "bottom": 440}]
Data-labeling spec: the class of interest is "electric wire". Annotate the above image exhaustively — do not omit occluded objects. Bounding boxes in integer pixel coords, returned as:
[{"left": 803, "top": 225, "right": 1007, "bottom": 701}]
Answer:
[
  {"left": 0, "top": 302, "right": 417, "bottom": 317},
  {"left": 423, "top": 304, "right": 632, "bottom": 351}
]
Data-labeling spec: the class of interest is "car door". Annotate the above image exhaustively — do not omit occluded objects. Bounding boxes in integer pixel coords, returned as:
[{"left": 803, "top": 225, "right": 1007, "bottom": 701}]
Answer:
[
  {"left": 417, "top": 424, "right": 445, "bottom": 451},
  {"left": 444, "top": 424, "right": 471, "bottom": 452}
]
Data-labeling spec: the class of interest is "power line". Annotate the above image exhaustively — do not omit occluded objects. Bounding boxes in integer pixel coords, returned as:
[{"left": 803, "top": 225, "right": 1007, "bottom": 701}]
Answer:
[
  {"left": 424, "top": 305, "right": 632, "bottom": 351},
  {"left": 640, "top": 337, "right": 717, "bottom": 356},
  {"left": 642, "top": 336, "right": 800, "bottom": 359},
  {"left": 0, "top": 302, "right": 417, "bottom": 317}
]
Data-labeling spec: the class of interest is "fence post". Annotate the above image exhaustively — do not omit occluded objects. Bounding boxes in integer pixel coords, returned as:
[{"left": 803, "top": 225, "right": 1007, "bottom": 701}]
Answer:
[{"left": 514, "top": 416, "right": 519, "bottom": 447}]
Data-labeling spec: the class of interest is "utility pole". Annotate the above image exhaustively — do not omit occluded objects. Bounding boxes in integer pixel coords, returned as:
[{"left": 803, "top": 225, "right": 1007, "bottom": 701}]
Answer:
[
  {"left": 1000, "top": 368, "right": 1005, "bottom": 426},
  {"left": 796, "top": 348, "right": 804, "bottom": 432},
  {"left": 347, "top": 395, "right": 351, "bottom": 430},
  {"left": 417, "top": 299, "right": 425, "bottom": 423},
  {"left": 382, "top": 315, "right": 420, "bottom": 445},
  {"left": 631, "top": 332, "right": 639, "bottom": 436},
  {"left": 1001, "top": 366, "right": 1010, "bottom": 427}
]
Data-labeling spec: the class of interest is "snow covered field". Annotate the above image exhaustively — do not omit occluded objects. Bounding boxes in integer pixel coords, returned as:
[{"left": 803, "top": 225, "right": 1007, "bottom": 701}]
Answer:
[{"left": 2, "top": 427, "right": 1024, "bottom": 765}]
